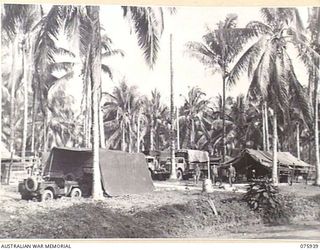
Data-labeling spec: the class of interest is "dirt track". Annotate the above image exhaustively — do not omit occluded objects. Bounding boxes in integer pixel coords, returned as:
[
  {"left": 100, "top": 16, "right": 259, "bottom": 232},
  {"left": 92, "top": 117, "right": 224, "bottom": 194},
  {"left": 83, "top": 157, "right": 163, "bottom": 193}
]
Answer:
[{"left": 0, "top": 182, "right": 319, "bottom": 239}]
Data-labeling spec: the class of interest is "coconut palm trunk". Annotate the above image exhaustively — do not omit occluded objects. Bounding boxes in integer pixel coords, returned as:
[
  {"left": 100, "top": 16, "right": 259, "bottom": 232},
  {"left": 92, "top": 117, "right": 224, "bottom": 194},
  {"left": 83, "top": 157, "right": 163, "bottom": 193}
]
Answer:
[
  {"left": 262, "top": 103, "right": 266, "bottom": 150},
  {"left": 99, "top": 99, "right": 106, "bottom": 149},
  {"left": 272, "top": 108, "right": 278, "bottom": 185},
  {"left": 222, "top": 74, "right": 226, "bottom": 162},
  {"left": 169, "top": 34, "right": 176, "bottom": 180},
  {"left": 264, "top": 102, "right": 270, "bottom": 151},
  {"left": 21, "top": 37, "right": 30, "bottom": 161},
  {"left": 87, "top": 6, "right": 103, "bottom": 200},
  {"left": 43, "top": 110, "right": 49, "bottom": 152},
  {"left": 9, "top": 38, "right": 18, "bottom": 155},
  {"left": 176, "top": 107, "right": 180, "bottom": 150},
  {"left": 122, "top": 123, "right": 126, "bottom": 151},
  {"left": 314, "top": 62, "right": 320, "bottom": 186},
  {"left": 190, "top": 119, "right": 195, "bottom": 148},
  {"left": 30, "top": 88, "right": 37, "bottom": 153},
  {"left": 296, "top": 122, "right": 300, "bottom": 160},
  {"left": 128, "top": 123, "right": 132, "bottom": 153},
  {"left": 150, "top": 123, "right": 154, "bottom": 151},
  {"left": 137, "top": 114, "right": 140, "bottom": 153}
]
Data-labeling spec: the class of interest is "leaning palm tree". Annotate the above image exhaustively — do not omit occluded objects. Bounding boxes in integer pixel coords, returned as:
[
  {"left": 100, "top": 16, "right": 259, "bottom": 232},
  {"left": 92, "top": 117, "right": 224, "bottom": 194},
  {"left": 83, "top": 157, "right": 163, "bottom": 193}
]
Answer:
[
  {"left": 186, "top": 14, "right": 255, "bottom": 162},
  {"left": 245, "top": 8, "right": 312, "bottom": 184}
]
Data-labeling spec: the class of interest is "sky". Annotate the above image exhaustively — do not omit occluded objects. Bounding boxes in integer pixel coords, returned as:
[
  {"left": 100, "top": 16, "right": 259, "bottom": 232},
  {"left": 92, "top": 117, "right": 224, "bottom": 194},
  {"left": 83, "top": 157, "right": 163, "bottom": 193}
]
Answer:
[{"left": 94, "top": 6, "right": 310, "bottom": 106}]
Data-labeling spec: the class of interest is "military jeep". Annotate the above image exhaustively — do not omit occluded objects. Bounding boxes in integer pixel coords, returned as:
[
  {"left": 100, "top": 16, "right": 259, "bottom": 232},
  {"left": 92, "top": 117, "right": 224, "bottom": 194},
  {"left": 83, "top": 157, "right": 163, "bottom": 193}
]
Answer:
[{"left": 18, "top": 176, "right": 82, "bottom": 202}]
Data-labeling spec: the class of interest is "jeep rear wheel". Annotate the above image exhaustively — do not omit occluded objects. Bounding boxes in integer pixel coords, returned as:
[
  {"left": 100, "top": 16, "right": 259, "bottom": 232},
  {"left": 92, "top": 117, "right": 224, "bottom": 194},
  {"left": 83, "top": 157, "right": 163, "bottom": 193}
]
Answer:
[
  {"left": 40, "top": 190, "right": 54, "bottom": 202},
  {"left": 70, "top": 188, "right": 82, "bottom": 199}
]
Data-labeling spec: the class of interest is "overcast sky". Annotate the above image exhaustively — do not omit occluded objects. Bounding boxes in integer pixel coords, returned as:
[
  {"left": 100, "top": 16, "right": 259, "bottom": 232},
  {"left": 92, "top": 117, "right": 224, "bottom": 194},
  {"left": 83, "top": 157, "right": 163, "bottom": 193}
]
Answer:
[{"left": 94, "top": 6, "right": 310, "bottom": 106}]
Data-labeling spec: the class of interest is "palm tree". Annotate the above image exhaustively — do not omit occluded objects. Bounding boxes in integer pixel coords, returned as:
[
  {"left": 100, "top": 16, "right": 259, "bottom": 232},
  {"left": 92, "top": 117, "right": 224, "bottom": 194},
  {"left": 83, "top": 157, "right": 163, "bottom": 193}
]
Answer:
[
  {"left": 179, "top": 87, "right": 210, "bottom": 149},
  {"left": 103, "top": 81, "right": 140, "bottom": 152},
  {"left": 143, "top": 89, "right": 168, "bottom": 151},
  {"left": 46, "top": 90, "right": 82, "bottom": 148},
  {"left": 306, "top": 7, "right": 320, "bottom": 185},
  {"left": 245, "top": 8, "right": 312, "bottom": 184},
  {"left": 186, "top": 14, "right": 255, "bottom": 162},
  {"left": 3, "top": 4, "right": 168, "bottom": 197}
]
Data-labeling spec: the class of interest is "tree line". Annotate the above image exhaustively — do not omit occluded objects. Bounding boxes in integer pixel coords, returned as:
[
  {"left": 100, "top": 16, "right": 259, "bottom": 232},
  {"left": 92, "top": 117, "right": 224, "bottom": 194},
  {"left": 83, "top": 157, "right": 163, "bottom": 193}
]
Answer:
[{"left": 1, "top": 6, "right": 319, "bottom": 197}]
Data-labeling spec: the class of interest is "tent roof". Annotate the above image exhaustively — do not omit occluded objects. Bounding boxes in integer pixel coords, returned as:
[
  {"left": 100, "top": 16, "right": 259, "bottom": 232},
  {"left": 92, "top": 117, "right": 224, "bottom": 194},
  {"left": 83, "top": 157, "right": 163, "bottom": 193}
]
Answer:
[{"left": 225, "top": 148, "right": 312, "bottom": 169}]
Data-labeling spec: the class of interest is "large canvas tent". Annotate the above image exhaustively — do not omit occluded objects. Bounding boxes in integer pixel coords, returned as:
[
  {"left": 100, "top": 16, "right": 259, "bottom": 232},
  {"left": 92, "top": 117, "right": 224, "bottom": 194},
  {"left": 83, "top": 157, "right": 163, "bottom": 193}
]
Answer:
[
  {"left": 223, "top": 148, "right": 314, "bottom": 181},
  {"left": 43, "top": 147, "right": 154, "bottom": 196}
]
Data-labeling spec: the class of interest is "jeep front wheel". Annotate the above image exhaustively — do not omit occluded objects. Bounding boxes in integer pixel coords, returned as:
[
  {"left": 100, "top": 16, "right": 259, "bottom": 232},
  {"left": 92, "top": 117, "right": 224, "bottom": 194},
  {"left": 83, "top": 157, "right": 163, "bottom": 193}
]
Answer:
[
  {"left": 176, "top": 169, "right": 183, "bottom": 180},
  {"left": 70, "top": 188, "right": 82, "bottom": 199},
  {"left": 40, "top": 189, "right": 54, "bottom": 202}
]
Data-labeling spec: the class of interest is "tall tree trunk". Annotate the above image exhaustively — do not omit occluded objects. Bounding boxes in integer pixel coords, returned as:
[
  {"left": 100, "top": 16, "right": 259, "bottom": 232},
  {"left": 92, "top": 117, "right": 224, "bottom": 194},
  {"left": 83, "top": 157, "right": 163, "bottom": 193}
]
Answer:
[
  {"left": 128, "top": 123, "right": 132, "bottom": 153},
  {"left": 264, "top": 102, "right": 270, "bottom": 151},
  {"left": 22, "top": 38, "right": 29, "bottom": 161},
  {"left": 150, "top": 122, "right": 154, "bottom": 151},
  {"left": 85, "top": 76, "right": 92, "bottom": 148},
  {"left": 169, "top": 34, "right": 176, "bottom": 180},
  {"left": 122, "top": 123, "right": 126, "bottom": 151},
  {"left": 137, "top": 114, "right": 140, "bottom": 153},
  {"left": 83, "top": 47, "right": 91, "bottom": 148},
  {"left": 9, "top": 38, "right": 18, "bottom": 155},
  {"left": 262, "top": 103, "right": 266, "bottom": 151},
  {"left": 296, "top": 122, "right": 300, "bottom": 160},
  {"left": 30, "top": 88, "right": 37, "bottom": 153},
  {"left": 0, "top": 93, "right": 1, "bottom": 186},
  {"left": 88, "top": 6, "right": 103, "bottom": 200},
  {"left": 99, "top": 99, "right": 106, "bottom": 149},
  {"left": 191, "top": 119, "right": 195, "bottom": 148},
  {"left": 176, "top": 106, "right": 180, "bottom": 150},
  {"left": 222, "top": 74, "right": 226, "bottom": 163},
  {"left": 314, "top": 61, "right": 320, "bottom": 186},
  {"left": 272, "top": 108, "right": 278, "bottom": 185},
  {"left": 43, "top": 110, "right": 48, "bottom": 152}
]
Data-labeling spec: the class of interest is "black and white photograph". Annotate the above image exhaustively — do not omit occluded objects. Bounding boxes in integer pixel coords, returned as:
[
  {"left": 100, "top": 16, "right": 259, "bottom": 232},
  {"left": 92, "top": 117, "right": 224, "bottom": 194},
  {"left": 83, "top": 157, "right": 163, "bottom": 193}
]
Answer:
[{"left": 0, "top": 2, "right": 320, "bottom": 242}]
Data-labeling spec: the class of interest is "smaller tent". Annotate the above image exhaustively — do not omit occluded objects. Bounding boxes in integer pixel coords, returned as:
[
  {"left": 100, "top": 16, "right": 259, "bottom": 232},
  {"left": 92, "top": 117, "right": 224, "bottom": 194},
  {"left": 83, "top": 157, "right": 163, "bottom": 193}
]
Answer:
[{"left": 223, "top": 149, "right": 314, "bottom": 182}]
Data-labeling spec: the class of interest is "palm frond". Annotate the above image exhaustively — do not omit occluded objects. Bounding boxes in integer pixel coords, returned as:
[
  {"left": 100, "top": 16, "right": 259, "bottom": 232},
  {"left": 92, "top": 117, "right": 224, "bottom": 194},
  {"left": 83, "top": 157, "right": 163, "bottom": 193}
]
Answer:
[
  {"left": 185, "top": 41, "right": 219, "bottom": 70},
  {"left": 122, "top": 6, "right": 163, "bottom": 67},
  {"left": 101, "top": 64, "right": 113, "bottom": 80},
  {"left": 228, "top": 37, "right": 266, "bottom": 87}
]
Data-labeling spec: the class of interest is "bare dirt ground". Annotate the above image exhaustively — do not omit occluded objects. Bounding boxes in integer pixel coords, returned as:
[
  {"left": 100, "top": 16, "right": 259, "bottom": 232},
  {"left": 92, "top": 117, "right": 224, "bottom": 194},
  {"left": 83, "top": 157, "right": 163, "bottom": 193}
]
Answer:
[{"left": 0, "top": 181, "right": 319, "bottom": 239}]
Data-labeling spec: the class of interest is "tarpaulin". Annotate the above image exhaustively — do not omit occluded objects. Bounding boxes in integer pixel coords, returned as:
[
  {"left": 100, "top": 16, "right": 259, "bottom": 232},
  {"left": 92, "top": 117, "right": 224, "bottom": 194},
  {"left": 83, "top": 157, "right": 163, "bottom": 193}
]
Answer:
[
  {"left": 99, "top": 149, "right": 154, "bottom": 196},
  {"left": 176, "top": 149, "right": 209, "bottom": 163}
]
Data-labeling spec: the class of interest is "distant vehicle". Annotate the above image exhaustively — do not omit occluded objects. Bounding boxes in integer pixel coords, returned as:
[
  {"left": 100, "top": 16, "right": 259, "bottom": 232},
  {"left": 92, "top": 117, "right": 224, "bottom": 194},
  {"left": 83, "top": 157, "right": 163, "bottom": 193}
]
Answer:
[
  {"left": 175, "top": 149, "right": 210, "bottom": 180},
  {"left": 18, "top": 176, "right": 81, "bottom": 201},
  {"left": 143, "top": 150, "right": 170, "bottom": 180}
]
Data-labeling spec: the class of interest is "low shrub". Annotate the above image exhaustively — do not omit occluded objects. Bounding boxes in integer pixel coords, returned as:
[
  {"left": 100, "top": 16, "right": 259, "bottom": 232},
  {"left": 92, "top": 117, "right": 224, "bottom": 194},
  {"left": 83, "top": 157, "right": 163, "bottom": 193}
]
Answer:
[{"left": 243, "top": 178, "right": 290, "bottom": 224}]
